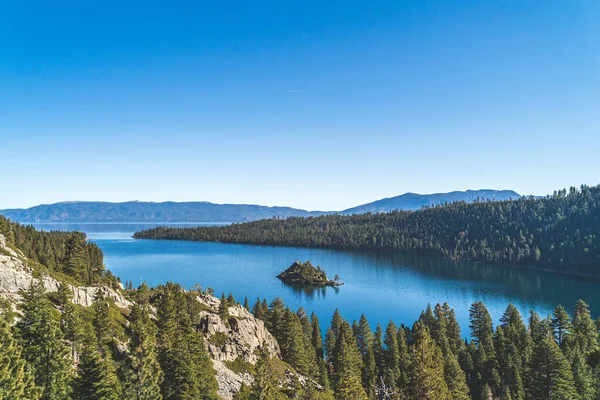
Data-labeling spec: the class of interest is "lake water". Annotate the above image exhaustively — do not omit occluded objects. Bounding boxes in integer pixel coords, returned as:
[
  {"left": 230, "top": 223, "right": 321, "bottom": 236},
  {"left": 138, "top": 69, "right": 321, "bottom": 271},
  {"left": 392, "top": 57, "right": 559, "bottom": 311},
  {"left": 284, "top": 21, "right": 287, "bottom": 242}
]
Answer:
[{"left": 33, "top": 222, "right": 600, "bottom": 336}]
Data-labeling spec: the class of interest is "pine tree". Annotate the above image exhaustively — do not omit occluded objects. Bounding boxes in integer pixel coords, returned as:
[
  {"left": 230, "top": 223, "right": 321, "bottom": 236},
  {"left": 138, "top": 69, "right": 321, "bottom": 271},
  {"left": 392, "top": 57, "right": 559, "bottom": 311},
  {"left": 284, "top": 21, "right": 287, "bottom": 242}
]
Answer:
[
  {"left": 325, "top": 327, "right": 336, "bottom": 363},
  {"left": 572, "top": 348, "right": 595, "bottom": 400},
  {"left": 91, "top": 289, "right": 112, "bottom": 346},
  {"left": 227, "top": 292, "right": 236, "bottom": 307},
  {"left": 372, "top": 323, "right": 384, "bottom": 379},
  {"left": 15, "top": 279, "right": 72, "bottom": 399},
  {"left": 469, "top": 301, "right": 500, "bottom": 396},
  {"left": 572, "top": 300, "right": 597, "bottom": 355},
  {"left": 252, "top": 298, "right": 264, "bottom": 319},
  {"left": 311, "top": 312, "right": 324, "bottom": 359},
  {"left": 266, "top": 298, "right": 285, "bottom": 340},
  {"left": 0, "top": 316, "right": 40, "bottom": 399},
  {"left": 332, "top": 322, "right": 368, "bottom": 400},
  {"left": 396, "top": 325, "right": 411, "bottom": 392},
  {"left": 243, "top": 297, "right": 250, "bottom": 311},
  {"left": 355, "top": 314, "right": 377, "bottom": 396},
  {"left": 57, "top": 283, "right": 81, "bottom": 361},
  {"left": 74, "top": 331, "right": 122, "bottom": 400},
  {"left": 550, "top": 305, "right": 571, "bottom": 347},
  {"left": 527, "top": 334, "right": 577, "bottom": 400},
  {"left": 128, "top": 304, "right": 163, "bottom": 400},
  {"left": 408, "top": 322, "right": 451, "bottom": 400},
  {"left": 158, "top": 285, "right": 218, "bottom": 400},
  {"left": 219, "top": 292, "right": 230, "bottom": 322},
  {"left": 62, "top": 232, "right": 88, "bottom": 282},
  {"left": 280, "top": 308, "right": 308, "bottom": 374},
  {"left": 383, "top": 320, "right": 400, "bottom": 389},
  {"left": 252, "top": 348, "right": 284, "bottom": 400}
]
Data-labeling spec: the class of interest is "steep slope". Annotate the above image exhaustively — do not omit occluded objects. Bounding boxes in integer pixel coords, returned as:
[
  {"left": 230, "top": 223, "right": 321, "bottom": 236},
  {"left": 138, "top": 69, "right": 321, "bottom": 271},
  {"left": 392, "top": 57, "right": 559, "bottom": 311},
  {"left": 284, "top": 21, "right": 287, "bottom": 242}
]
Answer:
[
  {"left": 341, "top": 189, "right": 521, "bottom": 214},
  {"left": 0, "top": 201, "right": 326, "bottom": 223},
  {"left": 0, "top": 231, "right": 297, "bottom": 399}
]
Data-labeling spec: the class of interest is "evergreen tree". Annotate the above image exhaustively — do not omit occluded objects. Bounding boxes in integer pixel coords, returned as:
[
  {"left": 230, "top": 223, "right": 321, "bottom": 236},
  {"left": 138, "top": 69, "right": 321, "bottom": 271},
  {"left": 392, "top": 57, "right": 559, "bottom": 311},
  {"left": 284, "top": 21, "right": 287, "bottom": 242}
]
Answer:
[
  {"left": 332, "top": 322, "right": 368, "bottom": 400},
  {"left": 243, "top": 297, "right": 250, "bottom": 311},
  {"left": 572, "top": 348, "right": 595, "bottom": 400},
  {"left": 15, "top": 279, "right": 72, "bottom": 400},
  {"left": 219, "top": 292, "right": 230, "bottom": 322},
  {"left": 325, "top": 327, "right": 336, "bottom": 363},
  {"left": 280, "top": 308, "right": 308, "bottom": 374},
  {"left": 62, "top": 232, "right": 88, "bottom": 282},
  {"left": 527, "top": 334, "right": 577, "bottom": 400},
  {"left": 266, "top": 298, "right": 285, "bottom": 340},
  {"left": 550, "top": 305, "right": 572, "bottom": 347},
  {"left": 408, "top": 322, "right": 451, "bottom": 400},
  {"left": 372, "top": 323, "right": 384, "bottom": 379},
  {"left": 57, "top": 283, "right": 81, "bottom": 360},
  {"left": 382, "top": 320, "right": 400, "bottom": 389},
  {"left": 91, "top": 289, "right": 112, "bottom": 346},
  {"left": 0, "top": 316, "right": 40, "bottom": 400},
  {"left": 128, "top": 304, "right": 163, "bottom": 400},
  {"left": 252, "top": 348, "right": 284, "bottom": 400},
  {"left": 311, "top": 312, "right": 324, "bottom": 359},
  {"left": 252, "top": 298, "right": 264, "bottom": 319},
  {"left": 572, "top": 300, "right": 597, "bottom": 355},
  {"left": 74, "top": 331, "right": 122, "bottom": 400}
]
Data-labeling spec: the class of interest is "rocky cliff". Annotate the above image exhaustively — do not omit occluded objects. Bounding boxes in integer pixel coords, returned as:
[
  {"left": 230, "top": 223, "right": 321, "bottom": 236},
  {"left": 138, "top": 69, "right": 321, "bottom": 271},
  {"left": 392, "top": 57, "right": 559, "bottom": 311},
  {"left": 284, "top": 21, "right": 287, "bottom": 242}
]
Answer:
[
  {"left": 0, "top": 234, "right": 131, "bottom": 308},
  {"left": 196, "top": 293, "right": 281, "bottom": 398}
]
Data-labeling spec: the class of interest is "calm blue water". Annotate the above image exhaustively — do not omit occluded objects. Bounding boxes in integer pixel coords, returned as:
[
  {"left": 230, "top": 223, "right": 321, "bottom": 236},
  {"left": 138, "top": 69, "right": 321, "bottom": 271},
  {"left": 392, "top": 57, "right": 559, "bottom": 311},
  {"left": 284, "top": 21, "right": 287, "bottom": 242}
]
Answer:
[{"left": 34, "top": 222, "right": 600, "bottom": 336}]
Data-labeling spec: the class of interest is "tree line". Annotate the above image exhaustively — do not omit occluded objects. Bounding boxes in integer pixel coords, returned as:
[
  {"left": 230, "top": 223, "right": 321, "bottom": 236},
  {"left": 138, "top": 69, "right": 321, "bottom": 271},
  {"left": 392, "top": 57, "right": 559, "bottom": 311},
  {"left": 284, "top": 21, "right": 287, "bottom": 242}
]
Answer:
[
  {"left": 0, "top": 215, "right": 118, "bottom": 286},
  {"left": 241, "top": 295, "right": 600, "bottom": 400},
  {"left": 5, "top": 278, "right": 600, "bottom": 400},
  {"left": 0, "top": 281, "right": 218, "bottom": 399},
  {"left": 135, "top": 185, "right": 600, "bottom": 277}
]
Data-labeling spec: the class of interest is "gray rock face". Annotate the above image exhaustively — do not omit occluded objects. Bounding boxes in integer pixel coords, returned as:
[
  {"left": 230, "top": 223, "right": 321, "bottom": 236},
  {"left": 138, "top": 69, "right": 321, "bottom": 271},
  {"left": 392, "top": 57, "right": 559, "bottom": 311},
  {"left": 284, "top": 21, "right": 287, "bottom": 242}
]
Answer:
[
  {"left": 199, "top": 304, "right": 280, "bottom": 364},
  {"left": 212, "top": 360, "right": 254, "bottom": 399},
  {"left": 0, "top": 234, "right": 131, "bottom": 309},
  {"left": 196, "top": 296, "right": 280, "bottom": 398}
]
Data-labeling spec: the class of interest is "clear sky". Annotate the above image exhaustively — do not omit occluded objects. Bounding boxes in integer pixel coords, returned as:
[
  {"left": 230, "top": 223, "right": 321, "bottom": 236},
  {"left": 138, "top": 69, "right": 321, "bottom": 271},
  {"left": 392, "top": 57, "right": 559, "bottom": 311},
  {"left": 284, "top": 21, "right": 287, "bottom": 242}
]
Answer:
[{"left": 1, "top": 1, "right": 599, "bottom": 211}]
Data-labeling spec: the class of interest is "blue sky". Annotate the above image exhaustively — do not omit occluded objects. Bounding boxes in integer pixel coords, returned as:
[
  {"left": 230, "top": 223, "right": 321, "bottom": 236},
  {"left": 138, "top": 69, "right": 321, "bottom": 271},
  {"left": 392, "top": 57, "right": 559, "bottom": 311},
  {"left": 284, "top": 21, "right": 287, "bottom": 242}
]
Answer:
[{"left": 1, "top": 1, "right": 599, "bottom": 210}]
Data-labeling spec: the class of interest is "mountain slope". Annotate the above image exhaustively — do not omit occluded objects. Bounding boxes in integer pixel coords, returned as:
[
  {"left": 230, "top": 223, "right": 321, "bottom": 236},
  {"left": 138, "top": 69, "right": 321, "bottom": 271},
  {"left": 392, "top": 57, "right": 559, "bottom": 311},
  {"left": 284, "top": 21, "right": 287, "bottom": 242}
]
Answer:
[
  {"left": 0, "top": 201, "right": 327, "bottom": 223},
  {"left": 1, "top": 189, "right": 521, "bottom": 223},
  {"left": 340, "top": 189, "right": 521, "bottom": 214}
]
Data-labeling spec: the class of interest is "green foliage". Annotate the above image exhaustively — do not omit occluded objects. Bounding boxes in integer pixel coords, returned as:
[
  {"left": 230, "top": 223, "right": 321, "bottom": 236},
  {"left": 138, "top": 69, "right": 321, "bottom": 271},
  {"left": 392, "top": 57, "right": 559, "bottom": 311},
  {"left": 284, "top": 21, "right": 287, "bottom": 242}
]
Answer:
[
  {"left": 0, "top": 216, "right": 110, "bottom": 285},
  {"left": 14, "top": 279, "right": 72, "bottom": 399},
  {"left": 0, "top": 316, "right": 40, "bottom": 399},
  {"left": 208, "top": 331, "right": 228, "bottom": 347},
  {"left": 135, "top": 185, "right": 600, "bottom": 276}
]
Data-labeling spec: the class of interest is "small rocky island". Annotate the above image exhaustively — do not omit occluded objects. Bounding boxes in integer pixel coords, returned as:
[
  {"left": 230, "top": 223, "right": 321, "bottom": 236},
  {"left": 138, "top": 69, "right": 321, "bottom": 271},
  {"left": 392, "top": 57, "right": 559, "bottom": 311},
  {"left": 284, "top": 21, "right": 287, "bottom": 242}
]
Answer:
[{"left": 277, "top": 260, "right": 343, "bottom": 287}]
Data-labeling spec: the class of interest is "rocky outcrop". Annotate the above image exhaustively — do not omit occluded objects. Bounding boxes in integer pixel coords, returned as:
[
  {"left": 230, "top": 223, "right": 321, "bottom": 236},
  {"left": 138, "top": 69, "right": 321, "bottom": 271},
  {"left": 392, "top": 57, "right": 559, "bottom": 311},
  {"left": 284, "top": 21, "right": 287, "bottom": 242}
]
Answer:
[
  {"left": 196, "top": 295, "right": 280, "bottom": 398},
  {"left": 0, "top": 234, "right": 131, "bottom": 309},
  {"left": 200, "top": 305, "right": 280, "bottom": 364},
  {"left": 212, "top": 360, "right": 254, "bottom": 399}
]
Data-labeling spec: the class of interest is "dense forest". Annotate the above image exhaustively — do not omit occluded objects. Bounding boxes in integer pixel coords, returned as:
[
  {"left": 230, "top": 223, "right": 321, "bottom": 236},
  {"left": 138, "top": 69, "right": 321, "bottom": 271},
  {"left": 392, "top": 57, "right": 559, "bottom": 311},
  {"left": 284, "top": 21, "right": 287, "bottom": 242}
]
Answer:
[
  {"left": 4, "top": 279, "right": 600, "bottom": 400},
  {"left": 0, "top": 215, "right": 118, "bottom": 287},
  {"left": 135, "top": 185, "right": 600, "bottom": 277},
  {"left": 4, "top": 209, "right": 600, "bottom": 399}
]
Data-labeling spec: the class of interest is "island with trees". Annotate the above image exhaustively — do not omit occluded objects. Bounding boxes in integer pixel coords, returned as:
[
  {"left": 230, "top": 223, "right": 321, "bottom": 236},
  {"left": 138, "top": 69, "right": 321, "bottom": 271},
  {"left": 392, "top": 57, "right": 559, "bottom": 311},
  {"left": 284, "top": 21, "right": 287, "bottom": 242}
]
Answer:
[{"left": 276, "top": 261, "right": 343, "bottom": 287}]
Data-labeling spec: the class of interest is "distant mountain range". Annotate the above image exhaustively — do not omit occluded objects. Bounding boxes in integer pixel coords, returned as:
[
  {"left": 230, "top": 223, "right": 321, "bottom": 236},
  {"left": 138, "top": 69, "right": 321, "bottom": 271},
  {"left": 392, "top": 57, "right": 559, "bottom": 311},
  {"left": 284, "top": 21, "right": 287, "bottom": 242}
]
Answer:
[
  {"left": 340, "top": 189, "right": 521, "bottom": 214},
  {"left": 0, "top": 189, "right": 521, "bottom": 223}
]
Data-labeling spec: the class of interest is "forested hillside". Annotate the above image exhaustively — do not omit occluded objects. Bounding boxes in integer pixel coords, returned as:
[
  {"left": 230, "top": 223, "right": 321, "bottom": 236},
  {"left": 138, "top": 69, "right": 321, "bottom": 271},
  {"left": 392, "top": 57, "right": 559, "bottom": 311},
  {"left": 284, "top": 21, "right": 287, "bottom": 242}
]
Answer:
[
  {"left": 135, "top": 185, "right": 600, "bottom": 277},
  {"left": 0, "top": 215, "right": 112, "bottom": 286},
  {"left": 4, "top": 212, "right": 600, "bottom": 399}
]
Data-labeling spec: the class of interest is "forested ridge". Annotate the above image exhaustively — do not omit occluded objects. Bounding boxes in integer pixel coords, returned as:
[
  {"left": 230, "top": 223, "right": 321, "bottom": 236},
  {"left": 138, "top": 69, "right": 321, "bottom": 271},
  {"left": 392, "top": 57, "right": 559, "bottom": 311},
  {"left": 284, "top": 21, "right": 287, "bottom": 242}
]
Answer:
[
  {"left": 0, "top": 215, "right": 118, "bottom": 286},
  {"left": 5, "top": 207, "right": 600, "bottom": 399},
  {"left": 135, "top": 185, "right": 600, "bottom": 277}
]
